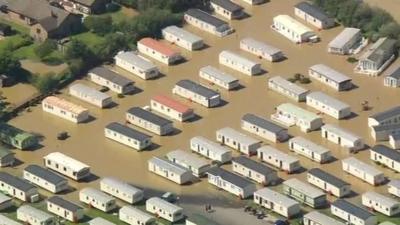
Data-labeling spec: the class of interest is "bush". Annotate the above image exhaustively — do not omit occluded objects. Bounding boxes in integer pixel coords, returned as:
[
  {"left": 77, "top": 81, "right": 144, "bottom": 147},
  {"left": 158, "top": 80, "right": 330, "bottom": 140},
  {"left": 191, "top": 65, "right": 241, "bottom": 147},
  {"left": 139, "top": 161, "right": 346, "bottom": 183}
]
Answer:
[
  {"left": 347, "top": 57, "right": 358, "bottom": 63},
  {"left": 299, "top": 77, "right": 311, "bottom": 84},
  {"left": 83, "top": 15, "right": 113, "bottom": 36},
  {"left": 287, "top": 78, "right": 297, "bottom": 83},
  {"left": 30, "top": 72, "right": 59, "bottom": 93},
  {"left": 106, "top": 2, "right": 121, "bottom": 12},
  {"left": 34, "top": 39, "right": 57, "bottom": 59}
]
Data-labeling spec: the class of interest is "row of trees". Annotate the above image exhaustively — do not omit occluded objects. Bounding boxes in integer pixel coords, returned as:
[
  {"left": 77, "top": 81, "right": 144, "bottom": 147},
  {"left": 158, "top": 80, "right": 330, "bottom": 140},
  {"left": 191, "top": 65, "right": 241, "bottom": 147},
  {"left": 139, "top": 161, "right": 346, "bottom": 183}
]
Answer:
[{"left": 113, "top": 0, "right": 208, "bottom": 13}]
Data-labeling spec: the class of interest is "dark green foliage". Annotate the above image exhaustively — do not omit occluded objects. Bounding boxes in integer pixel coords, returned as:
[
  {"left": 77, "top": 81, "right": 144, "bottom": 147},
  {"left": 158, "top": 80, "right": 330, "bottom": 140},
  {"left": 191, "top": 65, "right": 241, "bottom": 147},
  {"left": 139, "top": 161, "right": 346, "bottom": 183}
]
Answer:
[
  {"left": 0, "top": 51, "right": 21, "bottom": 76},
  {"left": 83, "top": 15, "right": 113, "bottom": 36},
  {"left": 29, "top": 72, "right": 59, "bottom": 93},
  {"left": 347, "top": 57, "right": 358, "bottom": 63},
  {"left": 34, "top": 39, "right": 57, "bottom": 59},
  {"left": 65, "top": 39, "right": 92, "bottom": 60}
]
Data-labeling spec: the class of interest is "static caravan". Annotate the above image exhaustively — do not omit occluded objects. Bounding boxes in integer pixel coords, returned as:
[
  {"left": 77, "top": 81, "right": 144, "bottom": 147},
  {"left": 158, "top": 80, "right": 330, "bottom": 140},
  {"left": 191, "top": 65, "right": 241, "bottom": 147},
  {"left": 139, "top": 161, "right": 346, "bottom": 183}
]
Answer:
[
  {"left": 0, "top": 192, "right": 12, "bottom": 211},
  {"left": 294, "top": 2, "right": 335, "bottom": 29},
  {"left": 137, "top": 38, "right": 182, "bottom": 65},
  {"left": 0, "top": 214, "right": 22, "bottom": 225},
  {"left": 309, "top": 64, "right": 352, "bottom": 91},
  {"left": 148, "top": 157, "right": 192, "bottom": 185},
  {"left": 190, "top": 136, "right": 232, "bottom": 163},
  {"left": 303, "top": 211, "right": 345, "bottom": 225},
  {"left": 371, "top": 124, "right": 400, "bottom": 141},
  {"left": 331, "top": 199, "right": 377, "bottom": 225},
  {"left": 0, "top": 147, "right": 15, "bottom": 167},
  {"left": 307, "top": 168, "right": 351, "bottom": 198},
  {"left": 370, "top": 145, "right": 400, "bottom": 173},
  {"left": 254, "top": 188, "right": 300, "bottom": 218},
  {"left": 342, "top": 157, "right": 385, "bottom": 186},
  {"left": 271, "top": 103, "right": 323, "bottom": 132},
  {"left": 257, "top": 146, "right": 301, "bottom": 173},
  {"left": 0, "top": 172, "right": 39, "bottom": 202},
  {"left": 173, "top": 79, "right": 221, "bottom": 108},
  {"left": 69, "top": 83, "right": 112, "bottom": 108},
  {"left": 0, "top": 123, "right": 38, "bottom": 150},
  {"left": 321, "top": 124, "right": 365, "bottom": 152},
  {"left": 384, "top": 67, "right": 400, "bottom": 88},
  {"left": 241, "top": 113, "right": 289, "bottom": 143},
  {"left": 283, "top": 178, "right": 327, "bottom": 208},
  {"left": 105, "top": 122, "right": 152, "bottom": 151},
  {"left": 162, "top": 25, "right": 204, "bottom": 51},
  {"left": 47, "top": 196, "right": 84, "bottom": 222},
  {"left": 368, "top": 106, "right": 400, "bottom": 127},
  {"left": 79, "top": 187, "right": 116, "bottom": 212},
  {"left": 199, "top": 66, "right": 239, "bottom": 90},
  {"left": 219, "top": 50, "right": 262, "bottom": 76},
  {"left": 166, "top": 150, "right": 211, "bottom": 177},
  {"left": 216, "top": 127, "right": 261, "bottom": 155},
  {"left": 100, "top": 177, "right": 144, "bottom": 204},
  {"left": 362, "top": 191, "right": 400, "bottom": 216},
  {"left": 206, "top": 167, "right": 256, "bottom": 199},
  {"left": 390, "top": 133, "right": 400, "bottom": 149},
  {"left": 289, "top": 136, "right": 332, "bottom": 163},
  {"left": 328, "top": 28, "right": 363, "bottom": 55},
  {"left": 388, "top": 180, "right": 400, "bottom": 197},
  {"left": 150, "top": 95, "right": 195, "bottom": 122},
  {"left": 42, "top": 96, "right": 89, "bottom": 123},
  {"left": 146, "top": 197, "right": 184, "bottom": 222},
  {"left": 306, "top": 92, "right": 351, "bottom": 119},
  {"left": 184, "top": 9, "right": 233, "bottom": 37},
  {"left": 232, "top": 156, "right": 278, "bottom": 185},
  {"left": 17, "top": 205, "right": 55, "bottom": 225},
  {"left": 268, "top": 76, "right": 309, "bottom": 102},
  {"left": 210, "top": 0, "right": 243, "bottom": 20},
  {"left": 88, "top": 67, "right": 135, "bottom": 94},
  {"left": 240, "top": 38, "right": 284, "bottom": 62},
  {"left": 88, "top": 218, "right": 116, "bottom": 225},
  {"left": 186, "top": 214, "right": 220, "bottom": 225},
  {"left": 379, "top": 222, "right": 396, "bottom": 225},
  {"left": 23, "top": 164, "right": 68, "bottom": 193},
  {"left": 119, "top": 206, "right": 155, "bottom": 225},
  {"left": 272, "top": 15, "right": 318, "bottom": 43},
  {"left": 44, "top": 152, "right": 90, "bottom": 181},
  {"left": 114, "top": 51, "right": 159, "bottom": 80},
  {"left": 238, "top": 0, "right": 264, "bottom": 5},
  {"left": 126, "top": 107, "right": 174, "bottom": 136}
]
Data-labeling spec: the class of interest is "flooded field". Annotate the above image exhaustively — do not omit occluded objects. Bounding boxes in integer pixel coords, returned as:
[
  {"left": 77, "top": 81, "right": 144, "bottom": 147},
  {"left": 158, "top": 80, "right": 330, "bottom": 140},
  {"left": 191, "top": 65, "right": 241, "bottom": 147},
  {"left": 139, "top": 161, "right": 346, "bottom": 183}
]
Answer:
[
  {"left": 1, "top": 83, "right": 38, "bottom": 105},
  {"left": 3, "top": 0, "right": 400, "bottom": 224},
  {"left": 364, "top": 0, "right": 400, "bottom": 22}
]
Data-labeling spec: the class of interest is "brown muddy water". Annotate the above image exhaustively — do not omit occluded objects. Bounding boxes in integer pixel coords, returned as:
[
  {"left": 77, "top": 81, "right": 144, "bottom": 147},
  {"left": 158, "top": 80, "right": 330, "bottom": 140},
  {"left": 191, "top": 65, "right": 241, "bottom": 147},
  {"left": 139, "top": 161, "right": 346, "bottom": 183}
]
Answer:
[
  {"left": 364, "top": 0, "right": 400, "bottom": 22},
  {"left": 3, "top": 0, "right": 400, "bottom": 224}
]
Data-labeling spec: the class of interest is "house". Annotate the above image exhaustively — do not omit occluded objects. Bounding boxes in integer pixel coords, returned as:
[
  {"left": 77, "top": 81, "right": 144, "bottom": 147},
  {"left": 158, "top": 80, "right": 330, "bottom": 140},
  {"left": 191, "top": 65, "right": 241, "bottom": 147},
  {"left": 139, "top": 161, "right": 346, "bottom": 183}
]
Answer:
[
  {"left": 0, "top": 172, "right": 39, "bottom": 202},
  {"left": 105, "top": 122, "right": 152, "bottom": 151},
  {"left": 59, "top": 0, "right": 110, "bottom": 15},
  {"left": 88, "top": 67, "right": 135, "bottom": 94},
  {"left": 162, "top": 25, "right": 204, "bottom": 51},
  {"left": 69, "top": 83, "right": 112, "bottom": 108},
  {"left": 88, "top": 218, "right": 116, "bottom": 225},
  {"left": 173, "top": 79, "right": 221, "bottom": 107},
  {"left": 271, "top": 103, "right": 323, "bottom": 132},
  {"left": 79, "top": 187, "right": 116, "bottom": 212},
  {"left": 283, "top": 178, "right": 327, "bottom": 208},
  {"left": 331, "top": 199, "right": 377, "bottom": 225},
  {"left": 114, "top": 51, "right": 159, "bottom": 80},
  {"left": 0, "top": 123, "right": 38, "bottom": 150},
  {"left": 199, "top": 66, "right": 239, "bottom": 90},
  {"left": 119, "top": 206, "right": 156, "bottom": 225},
  {"left": 0, "top": 192, "right": 13, "bottom": 211},
  {"left": 240, "top": 38, "right": 284, "bottom": 62},
  {"left": 206, "top": 167, "right": 256, "bottom": 199},
  {"left": 216, "top": 127, "right": 261, "bottom": 155},
  {"left": 389, "top": 133, "right": 400, "bottom": 149},
  {"left": 190, "top": 136, "right": 232, "bottom": 163},
  {"left": 100, "top": 177, "right": 144, "bottom": 204},
  {"left": 371, "top": 123, "right": 400, "bottom": 141},
  {"left": 370, "top": 145, "right": 400, "bottom": 173},
  {"left": 289, "top": 136, "right": 332, "bottom": 163},
  {"left": 17, "top": 205, "right": 55, "bottom": 225},
  {"left": 43, "top": 152, "right": 91, "bottom": 181},
  {"left": 47, "top": 196, "right": 84, "bottom": 222},
  {"left": 257, "top": 146, "right": 301, "bottom": 173},
  {"left": 210, "top": 0, "right": 244, "bottom": 20},
  {"left": 307, "top": 168, "right": 351, "bottom": 198},
  {"left": 362, "top": 191, "right": 400, "bottom": 216},
  {"left": 166, "top": 149, "right": 211, "bottom": 177},
  {"left": 137, "top": 38, "right": 182, "bottom": 65},
  {"left": 126, "top": 107, "right": 174, "bottom": 136},
  {"left": 321, "top": 124, "right": 365, "bottom": 152},
  {"left": 272, "top": 15, "right": 318, "bottom": 43},
  {"left": 384, "top": 67, "right": 400, "bottom": 88},
  {"left": 23, "top": 164, "right": 68, "bottom": 193},
  {"left": 0, "top": 214, "right": 22, "bottom": 225},
  {"left": 42, "top": 96, "right": 89, "bottom": 123},
  {"left": 150, "top": 95, "right": 195, "bottom": 122},
  {"left": 147, "top": 157, "right": 193, "bottom": 185},
  {"left": 328, "top": 28, "right": 364, "bottom": 55},
  {"left": 241, "top": 113, "right": 289, "bottom": 143},
  {"left": 0, "top": 147, "right": 15, "bottom": 167},
  {"left": 303, "top": 211, "right": 345, "bottom": 225},
  {"left": 267, "top": 76, "right": 309, "bottom": 102},
  {"left": 294, "top": 2, "right": 335, "bottom": 29},
  {"left": 342, "top": 157, "right": 385, "bottom": 186},
  {"left": 219, "top": 50, "right": 262, "bottom": 76},
  {"left": 254, "top": 188, "right": 300, "bottom": 218},
  {"left": 368, "top": 106, "right": 400, "bottom": 127},
  {"left": 388, "top": 180, "right": 400, "bottom": 197},
  {"left": 309, "top": 64, "right": 352, "bottom": 91},
  {"left": 356, "top": 37, "right": 397, "bottom": 76},
  {"left": 146, "top": 197, "right": 184, "bottom": 222},
  {"left": 232, "top": 156, "right": 278, "bottom": 185},
  {"left": 306, "top": 91, "right": 351, "bottom": 119},
  {"left": 184, "top": 9, "right": 233, "bottom": 37}
]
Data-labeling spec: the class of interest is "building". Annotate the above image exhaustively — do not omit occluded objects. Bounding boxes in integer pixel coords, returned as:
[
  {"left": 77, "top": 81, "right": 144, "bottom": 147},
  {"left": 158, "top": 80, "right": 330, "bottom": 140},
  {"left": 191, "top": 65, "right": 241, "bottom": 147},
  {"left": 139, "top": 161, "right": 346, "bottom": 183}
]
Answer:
[
  {"left": 190, "top": 136, "right": 232, "bottom": 163},
  {"left": 119, "top": 206, "right": 155, "bottom": 225},
  {"left": 303, "top": 211, "right": 345, "bottom": 225},
  {"left": 309, "top": 64, "right": 352, "bottom": 91},
  {"left": 257, "top": 146, "right": 301, "bottom": 173},
  {"left": 137, "top": 38, "right": 182, "bottom": 65},
  {"left": 356, "top": 37, "right": 397, "bottom": 76},
  {"left": 147, "top": 157, "right": 192, "bottom": 185},
  {"left": 370, "top": 145, "right": 400, "bottom": 173},
  {"left": 17, "top": 205, "right": 55, "bottom": 225},
  {"left": 150, "top": 95, "right": 195, "bottom": 122},
  {"left": 388, "top": 180, "right": 400, "bottom": 197},
  {"left": 241, "top": 113, "right": 289, "bottom": 143},
  {"left": 331, "top": 199, "right": 377, "bottom": 225},
  {"left": 166, "top": 150, "right": 211, "bottom": 177},
  {"left": 389, "top": 133, "right": 400, "bottom": 149},
  {"left": 219, "top": 50, "right": 262, "bottom": 76},
  {"left": 0, "top": 192, "right": 12, "bottom": 211},
  {"left": 126, "top": 107, "right": 174, "bottom": 136},
  {"left": 59, "top": 0, "right": 110, "bottom": 15},
  {"left": 232, "top": 156, "right": 278, "bottom": 185},
  {"left": 267, "top": 76, "right": 309, "bottom": 102},
  {"left": 105, "top": 122, "right": 152, "bottom": 151},
  {"left": 362, "top": 191, "right": 400, "bottom": 216},
  {"left": 384, "top": 67, "right": 400, "bottom": 88},
  {"left": 23, "top": 164, "right": 68, "bottom": 193},
  {"left": 43, "top": 152, "right": 91, "bottom": 181},
  {"left": 342, "top": 157, "right": 384, "bottom": 186},
  {"left": 371, "top": 123, "right": 400, "bottom": 141},
  {"left": 238, "top": 0, "right": 264, "bottom": 5},
  {"left": 42, "top": 96, "right": 89, "bottom": 123},
  {"left": 306, "top": 91, "right": 351, "bottom": 119},
  {"left": 216, "top": 127, "right": 261, "bottom": 155},
  {"left": 240, "top": 37, "right": 284, "bottom": 62},
  {"left": 272, "top": 15, "right": 318, "bottom": 43},
  {"left": 88, "top": 67, "right": 135, "bottom": 94},
  {"left": 0, "top": 123, "right": 38, "bottom": 150},
  {"left": 254, "top": 188, "right": 300, "bottom": 218},
  {"left": 328, "top": 28, "right": 363, "bottom": 55},
  {"left": 69, "top": 83, "right": 112, "bottom": 108},
  {"left": 0, "top": 172, "right": 39, "bottom": 202},
  {"left": 184, "top": 9, "right": 233, "bottom": 37},
  {"left": 210, "top": 0, "right": 243, "bottom": 20},
  {"left": 162, "top": 25, "right": 204, "bottom": 51},
  {"left": 146, "top": 197, "right": 184, "bottom": 222},
  {"left": 0, "top": 214, "right": 22, "bottom": 225},
  {"left": 199, "top": 66, "right": 239, "bottom": 90},
  {"left": 307, "top": 168, "right": 351, "bottom": 198},
  {"left": 0, "top": 147, "right": 15, "bottom": 167},
  {"left": 289, "top": 136, "right": 332, "bottom": 163},
  {"left": 206, "top": 167, "right": 256, "bottom": 199},
  {"left": 173, "top": 79, "right": 221, "bottom": 108},
  {"left": 294, "top": 2, "right": 335, "bottom": 29},
  {"left": 368, "top": 106, "right": 400, "bottom": 127},
  {"left": 88, "top": 218, "right": 116, "bottom": 225},
  {"left": 283, "top": 178, "right": 326, "bottom": 208},
  {"left": 321, "top": 124, "right": 365, "bottom": 152},
  {"left": 271, "top": 103, "right": 323, "bottom": 132},
  {"left": 47, "top": 196, "right": 84, "bottom": 222},
  {"left": 79, "top": 187, "right": 116, "bottom": 212},
  {"left": 114, "top": 51, "right": 159, "bottom": 80},
  {"left": 100, "top": 177, "right": 144, "bottom": 204}
]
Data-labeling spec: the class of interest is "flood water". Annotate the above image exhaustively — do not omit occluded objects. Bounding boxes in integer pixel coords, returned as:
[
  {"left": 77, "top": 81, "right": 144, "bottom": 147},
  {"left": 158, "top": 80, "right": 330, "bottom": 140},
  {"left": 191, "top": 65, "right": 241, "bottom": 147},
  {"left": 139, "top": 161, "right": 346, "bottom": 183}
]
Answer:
[
  {"left": 3, "top": 0, "right": 400, "bottom": 224},
  {"left": 364, "top": 0, "right": 400, "bottom": 22}
]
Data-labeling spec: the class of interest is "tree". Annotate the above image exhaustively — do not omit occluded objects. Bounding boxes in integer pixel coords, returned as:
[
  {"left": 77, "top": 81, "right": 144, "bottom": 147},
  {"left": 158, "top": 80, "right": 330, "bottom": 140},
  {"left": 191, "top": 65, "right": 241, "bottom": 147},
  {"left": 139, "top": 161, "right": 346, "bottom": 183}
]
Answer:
[
  {"left": 83, "top": 15, "right": 113, "bottom": 36},
  {"left": 0, "top": 51, "right": 21, "bottom": 76},
  {"left": 31, "top": 73, "right": 59, "bottom": 93},
  {"left": 34, "top": 39, "right": 57, "bottom": 59},
  {"left": 65, "top": 39, "right": 92, "bottom": 60},
  {"left": 93, "top": 33, "right": 128, "bottom": 62}
]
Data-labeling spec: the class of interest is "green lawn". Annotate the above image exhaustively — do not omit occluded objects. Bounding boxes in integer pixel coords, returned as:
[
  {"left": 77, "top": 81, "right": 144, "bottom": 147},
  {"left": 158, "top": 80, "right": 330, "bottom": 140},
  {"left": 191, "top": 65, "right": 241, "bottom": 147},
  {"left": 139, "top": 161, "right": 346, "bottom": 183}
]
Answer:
[
  {"left": 0, "top": 18, "right": 29, "bottom": 34},
  {"left": 105, "top": 6, "right": 138, "bottom": 24},
  {"left": 71, "top": 32, "right": 106, "bottom": 49}
]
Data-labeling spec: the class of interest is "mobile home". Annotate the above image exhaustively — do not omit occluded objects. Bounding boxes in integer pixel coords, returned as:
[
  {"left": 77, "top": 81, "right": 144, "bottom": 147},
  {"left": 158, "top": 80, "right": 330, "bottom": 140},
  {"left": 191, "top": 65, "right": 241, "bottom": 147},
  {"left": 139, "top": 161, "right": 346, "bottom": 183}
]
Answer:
[
  {"left": 254, "top": 188, "right": 300, "bottom": 218},
  {"left": 239, "top": 0, "right": 264, "bottom": 5},
  {"left": 384, "top": 67, "right": 400, "bottom": 88},
  {"left": 88, "top": 218, "right": 116, "bottom": 225},
  {"left": 368, "top": 106, "right": 400, "bottom": 127},
  {"left": 370, "top": 123, "right": 400, "bottom": 141},
  {"left": 283, "top": 178, "right": 327, "bottom": 208},
  {"left": 389, "top": 133, "right": 400, "bottom": 149},
  {"left": 150, "top": 94, "right": 195, "bottom": 122},
  {"left": 342, "top": 157, "right": 385, "bottom": 186},
  {"left": 309, "top": 64, "right": 352, "bottom": 91},
  {"left": 184, "top": 9, "right": 233, "bottom": 37},
  {"left": 303, "top": 211, "right": 345, "bottom": 225},
  {"left": 331, "top": 199, "right": 377, "bottom": 225},
  {"left": 88, "top": 67, "right": 135, "bottom": 94},
  {"left": 0, "top": 123, "right": 38, "bottom": 150},
  {"left": 0, "top": 172, "right": 39, "bottom": 202},
  {"left": 210, "top": 0, "right": 244, "bottom": 20},
  {"left": 257, "top": 146, "right": 301, "bottom": 173},
  {"left": 362, "top": 191, "right": 400, "bottom": 216},
  {"left": 23, "top": 164, "right": 68, "bottom": 193},
  {"left": 190, "top": 136, "right": 232, "bottom": 163},
  {"left": 307, "top": 168, "right": 351, "bottom": 198},
  {"left": 388, "top": 180, "right": 400, "bottom": 197},
  {"left": 100, "top": 177, "right": 144, "bottom": 204},
  {"left": 137, "top": 38, "right": 182, "bottom": 65},
  {"left": 146, "top": 197, "right": 184, "bottom": 222},
  {"left": 42, "top": 96, "right": 89, "bottom": 123},
  {"left": 328, "top": 28, "right": 363, "bottom": 55},
  {"left": 289, "top": 136, "right": 332, "bottom": 163},
  {"left": 240, "top": 38, "right": 284, "bottom": 62},
  {"left": 199, "top": 66, "right": 239, "bottom": 90},
  {"left": 306, "top": 92, "right": 351, "bottom": 119},
  {"left": 272, "top": 15, "right": 318, "bottom": 43},
  {"left": 119, "top": 206, "right": 155, "bottom": 225},
  {"left": 105, "top": 122, "right": 152, "bottom": 151},
  {"left": 162, "top": 25, "right": 204, "bottom": 51},
  {"left": 114, "top": 51, "right": 159, "bottom": 79},
  {"left": 216, "top": 127, "right": 261, "bottom": 155},
  {"left": 17, "top": 205, "right": 55, "bottom": 225},
  {"left": 126, "top": 107, "right": 174, "bottom": 136},
  {"left": 0, "top": 147, "right": 15, "bottom": 167},
  {"left": 241, "top": 113, "right": 289, "bottom": 143},
  {"left": 147, "top": 157, "right": 192, "bottom": 185},
  {"left": 79, "top": 187, "right": 116, "bottom": 212},
  {"left": 219, "top": 50, "right": 262, "bottom": 76},
  {"left": 267, "top": 76, "right": 309, "bottom": 102},
  {"left": 43, "top": 152, "right": 91, "bottom": 181},
  {"left": 321, "top": 124, "right": 365, "bottom": 152},
  {"left": 166, "top": 150, "right": 211, "bottom": 177},
  {"left": 173, "top": 79, "right": 221, "bottom": 108},
  {"left": 0, "top": 192, "right": 12, "bottom": 211},
  {"left": 232, "top": 156, "right": 278, "bottom": 185},
  {"left": 370, "top": 145, "right": 400, "bottom": 173},
  {"left": 47, "top": 196, "right": 84, "bottom": 222},
  {"left": 0, "top": 214, "right": 22, "bottom": 225},
  {"left": 294, "top": 2, "right": 335, "bottom": 29},
  {"left": 69, "top": 83, "right": 112, "bottom": 108}
]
